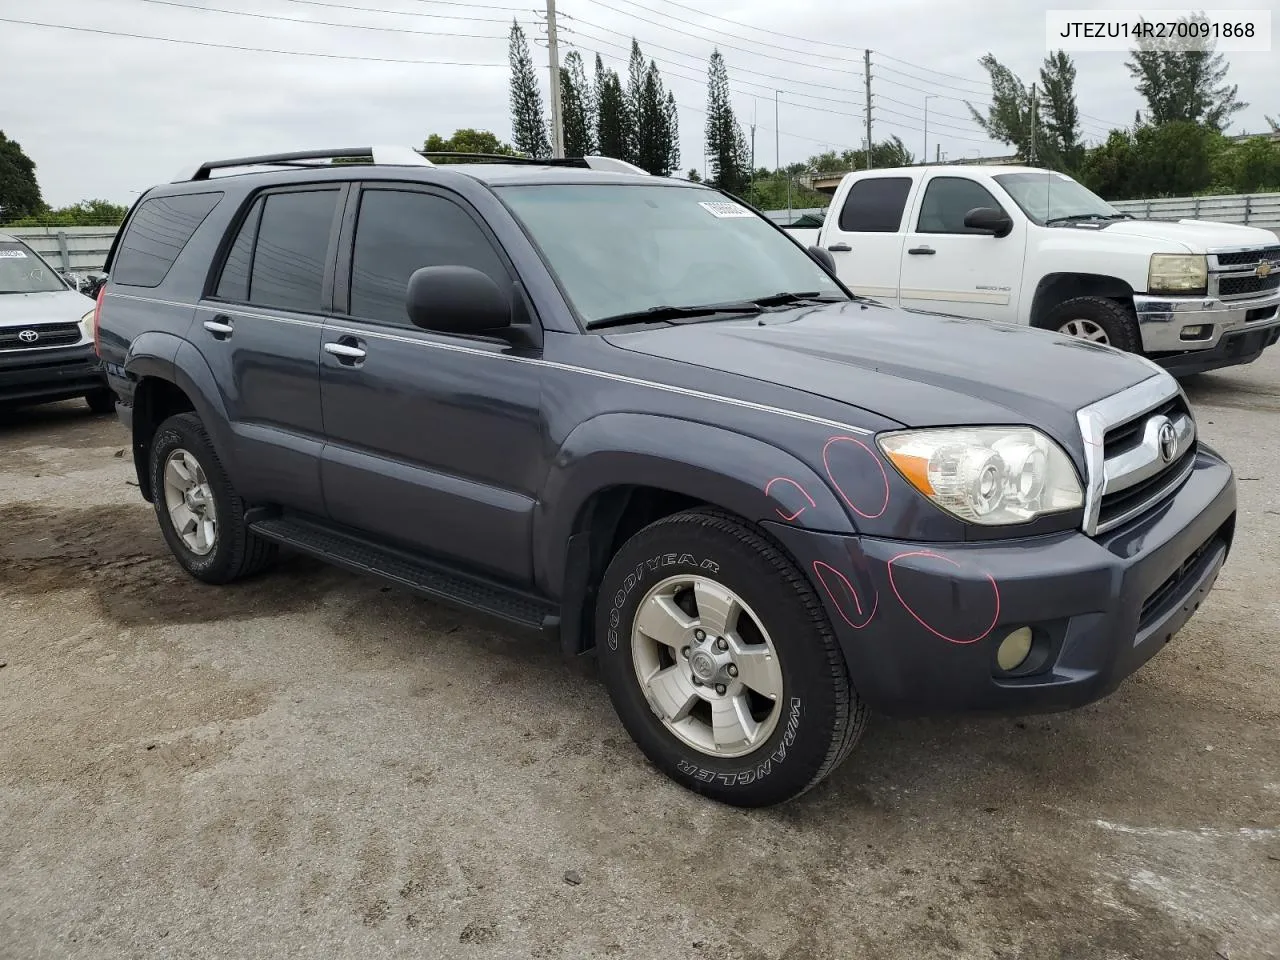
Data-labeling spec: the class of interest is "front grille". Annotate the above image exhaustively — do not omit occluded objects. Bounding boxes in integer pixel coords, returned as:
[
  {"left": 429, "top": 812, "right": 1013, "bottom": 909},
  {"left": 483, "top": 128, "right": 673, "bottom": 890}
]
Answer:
[
  {"left": 1214, "top": 246, "right": 1280, "bottom": 267},
  {"left": 1102, "top": 396, "right": 1187, "bottom": 457},
  {"left": 1218, "top": 273, "right": 1280, "bottom": 299},
  {"left": 1097, "top": 446, "right": 1195, "bottom": 531},
  {"left": 0, "top": 322, "right": 83, "bottom": 351}
]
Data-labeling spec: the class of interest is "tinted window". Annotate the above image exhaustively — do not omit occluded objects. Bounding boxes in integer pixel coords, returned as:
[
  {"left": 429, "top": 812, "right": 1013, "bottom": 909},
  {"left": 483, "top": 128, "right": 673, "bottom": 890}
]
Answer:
[
  {"left": 113, "top": 192, "right": 222, "bottom": 287},
  {"left": 837, "top": 177, "right": 912, "bottom": 232},
  {"left": 215, "top": 199, "right": 262, "bottom": 302},
  {"left": 248, "top": 190, "right": 338, "bottom": 313},
  {"left": 916, "top": 178, "right": 1004, "bottom": 233},
  {"left": 348, "top": 190, "right": 508, "bottom": 326}
]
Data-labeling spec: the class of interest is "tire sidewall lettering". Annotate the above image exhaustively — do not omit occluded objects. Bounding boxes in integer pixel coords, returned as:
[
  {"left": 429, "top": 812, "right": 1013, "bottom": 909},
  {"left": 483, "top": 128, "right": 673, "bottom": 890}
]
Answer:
[
  {"left": 673, "top": 697, "right": 804, "bottom": 784},
  {"left": 605, "top": 552, "right": 719, "bottom": 650}
]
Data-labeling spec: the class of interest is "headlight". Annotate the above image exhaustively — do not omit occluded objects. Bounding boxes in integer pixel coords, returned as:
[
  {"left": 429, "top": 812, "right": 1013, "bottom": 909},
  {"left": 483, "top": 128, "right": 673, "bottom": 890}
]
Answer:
[
  {"left": 877, "top": 427, "right": 1083, "bottom": 525},
  {"left": 79, "top": 308, "right": 95, "bottom": 341},
  {"left": 1148, "top": 254, "right": 1207, "bottom": 296}
]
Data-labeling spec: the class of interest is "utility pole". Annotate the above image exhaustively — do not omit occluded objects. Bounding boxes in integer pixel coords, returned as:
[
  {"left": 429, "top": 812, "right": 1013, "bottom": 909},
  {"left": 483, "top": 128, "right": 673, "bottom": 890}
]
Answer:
[
  {"left": 546, "top": 0, "right": 565, "bottom": 159},
  {"left": 750, "top": 100, "right": 757, "bottom": 198},
  {"left": 774, "top": 90, "right": 780, "bottom": 174},
  {"left": 863, "top": 50, "right": 873, "bottom": 169},
  {"left": 1029, "top": 82, "right": 1037, "bottom": 166},
  {"left": 936, "top": 143, "right": 941, "bottom": 163}
]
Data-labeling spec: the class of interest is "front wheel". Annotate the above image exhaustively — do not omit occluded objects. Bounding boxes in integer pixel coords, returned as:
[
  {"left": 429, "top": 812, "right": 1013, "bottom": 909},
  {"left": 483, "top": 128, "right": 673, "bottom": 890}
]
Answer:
[
  {"left": 596, "top": 510, "right": 867, "bottom": 807},
  {"left": 1042, "top": 296, "right": 1141, "bottom": 353}
]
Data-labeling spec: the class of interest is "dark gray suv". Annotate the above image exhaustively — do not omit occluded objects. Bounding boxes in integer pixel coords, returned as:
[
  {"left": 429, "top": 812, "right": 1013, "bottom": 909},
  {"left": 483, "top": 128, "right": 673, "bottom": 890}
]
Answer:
[{"left": 95, "top": 147, "right": 1237, "bottom": 806}]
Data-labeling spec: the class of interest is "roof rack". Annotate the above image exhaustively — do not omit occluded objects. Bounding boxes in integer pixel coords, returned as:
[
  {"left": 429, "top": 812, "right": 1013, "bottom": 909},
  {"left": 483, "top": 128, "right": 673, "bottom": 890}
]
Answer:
[
  {"left": 174, "top": 147, "right": 651, "bottom": 183},
  {"left": 177, "top": 146, "right": 435, "bottom": 182}
]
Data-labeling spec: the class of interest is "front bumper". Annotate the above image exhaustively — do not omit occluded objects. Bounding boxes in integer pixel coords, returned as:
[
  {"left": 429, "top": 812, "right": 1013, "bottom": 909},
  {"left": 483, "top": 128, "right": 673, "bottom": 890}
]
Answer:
[
  {"left": 765, "top": 444, "right": 1236, "bottom": 718},
  {"left": 1135, "top": 289, "right": 1280, "bottom": 370},
  {"left": 0, "top": 342, "right": 106, "bottom": 406}
]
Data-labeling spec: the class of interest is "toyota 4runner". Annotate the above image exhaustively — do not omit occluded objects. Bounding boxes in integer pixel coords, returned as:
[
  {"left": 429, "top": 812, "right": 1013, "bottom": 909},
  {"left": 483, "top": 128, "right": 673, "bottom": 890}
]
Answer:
[{"left": 94, "top": 147, "right": 1237, "bottom": 806}]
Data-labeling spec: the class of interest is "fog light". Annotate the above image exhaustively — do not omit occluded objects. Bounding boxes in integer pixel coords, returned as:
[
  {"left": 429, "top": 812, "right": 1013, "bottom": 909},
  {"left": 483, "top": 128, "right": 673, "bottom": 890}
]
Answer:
[
  {"left": 1180, "top": 324, "right": 1212, "bottom": 341},
  {"left": 997, "top": 627, "right": 1034, "bottom": 672}
]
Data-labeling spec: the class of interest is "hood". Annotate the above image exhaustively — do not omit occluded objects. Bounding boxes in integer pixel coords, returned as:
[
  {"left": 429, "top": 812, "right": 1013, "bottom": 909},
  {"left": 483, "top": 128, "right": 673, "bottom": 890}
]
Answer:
[
  {"left": 0, "top": 290, "right": 92, "bottom": 329},
  {"left": 604, "top": 301, "right": 1161, "bottom": 457},
  {"left": 1098, "top": 218, "right": 1278, "bottom": 252}
]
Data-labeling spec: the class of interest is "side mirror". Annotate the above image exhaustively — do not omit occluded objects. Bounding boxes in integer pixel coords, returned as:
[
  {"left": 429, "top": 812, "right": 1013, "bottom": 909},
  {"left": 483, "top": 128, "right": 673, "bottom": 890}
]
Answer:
[
  {"left": 807, "top": 245, "right": 836, "bottom": 274},
  {"left": 82, "top": 273, "right": 108, "bottom": 299},
  {"left": 963, "top": 207, "right": 1014, "bottom": 238},
  {"left": 406, "top": 266, "right": 511, "bottom": 334}
]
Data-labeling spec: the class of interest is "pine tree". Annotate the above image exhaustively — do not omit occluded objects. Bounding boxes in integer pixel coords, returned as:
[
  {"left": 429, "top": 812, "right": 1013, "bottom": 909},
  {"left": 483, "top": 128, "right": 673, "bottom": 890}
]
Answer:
[
  {"left": 626, "top": 39, "right": 647, "bottom": 164},
  {"left": 664, "top": 91, "right": 682, "bottom": 176},
  {"left": 704, "top": 50, "right": 749, "bottom": 194},
  {"left": 561, "top": 50, "right": 595, "bottom": 158},
  {"left": 508, "top": 20, "right": 550, "bottom": 159},
  {"left": 595, "top": 57, "right": 630, "bottom": 161},
  {"left": 1126, "top": 14, "right": 1246, "bottom": 131},
  {"left": 635, "top": 62, "right": 668, "bottom": 175},
  {"left": 1040, "top": 51, "right": 1084, "bottom": 171}
]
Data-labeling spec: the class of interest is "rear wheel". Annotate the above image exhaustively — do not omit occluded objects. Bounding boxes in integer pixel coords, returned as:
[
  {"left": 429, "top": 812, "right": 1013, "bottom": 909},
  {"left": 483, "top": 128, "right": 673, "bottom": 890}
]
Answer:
[
  {"left": 149, "top": 412, "right": 276, "bottom": 584},
  {"left": 1042, "top": 296, "right": 1141, "bottom": 353},
  {"left": 85, "top": 388, "right": 116, "bottom": 415},
  {"left": 596, "top": 509, "right": 867, "bottom": 807}
]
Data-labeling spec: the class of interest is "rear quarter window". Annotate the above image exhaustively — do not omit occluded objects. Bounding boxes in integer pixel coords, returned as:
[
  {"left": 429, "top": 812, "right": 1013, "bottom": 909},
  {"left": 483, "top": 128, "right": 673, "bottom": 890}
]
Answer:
[
  {"left": 112, "top": 192, "right": 223, "bottom": 288},
  {"left": 836, "top": 177, "right": 913, "bottom": 233}
]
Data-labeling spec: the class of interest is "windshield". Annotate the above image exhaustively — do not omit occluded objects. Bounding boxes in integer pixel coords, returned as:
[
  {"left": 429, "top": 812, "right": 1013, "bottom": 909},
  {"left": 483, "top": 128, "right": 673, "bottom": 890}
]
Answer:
[
  {"left": 495, "top": 184, "right": 845, "bottom": 326},
  {"left": 993, "top": 172, "right": 1123, "bottom": 225},
  {"left": 0, "top": 241, "right": 68, "bottom": 294}
]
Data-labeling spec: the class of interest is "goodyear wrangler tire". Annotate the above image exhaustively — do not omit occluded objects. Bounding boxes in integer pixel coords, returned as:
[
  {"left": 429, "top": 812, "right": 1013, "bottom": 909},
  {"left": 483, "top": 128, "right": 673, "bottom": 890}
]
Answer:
[{"left": 596, "top": 509, "right": 867, "bottom": 807}]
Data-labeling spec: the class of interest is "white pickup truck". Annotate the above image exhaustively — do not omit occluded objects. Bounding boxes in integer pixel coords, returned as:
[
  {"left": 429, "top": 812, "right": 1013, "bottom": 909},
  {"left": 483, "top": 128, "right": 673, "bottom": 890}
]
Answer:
[{"left": 795, "top": 165, "right": 1280, "bottom": 376}]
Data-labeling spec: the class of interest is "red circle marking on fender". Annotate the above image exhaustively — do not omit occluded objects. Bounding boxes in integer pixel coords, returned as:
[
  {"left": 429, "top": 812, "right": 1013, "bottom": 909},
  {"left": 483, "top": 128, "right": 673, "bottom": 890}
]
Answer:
[
  {"left": 812, "top": 561, "right": 877, "bottom": 630},
  {"left": 764, "top": 476, "right": 817, "bottom": 521},
  {"left": 886, "top": 550, "right": 1001, "bottom": 645},
  {"left": 822, "top": 436, "right": 890, "bottom": 520}
]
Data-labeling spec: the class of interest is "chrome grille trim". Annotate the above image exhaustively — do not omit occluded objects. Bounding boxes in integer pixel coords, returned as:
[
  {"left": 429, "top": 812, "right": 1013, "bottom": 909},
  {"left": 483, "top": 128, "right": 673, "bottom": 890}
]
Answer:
[{"left": 1077, "top": 374, "right": 1195, "bottom": 536}]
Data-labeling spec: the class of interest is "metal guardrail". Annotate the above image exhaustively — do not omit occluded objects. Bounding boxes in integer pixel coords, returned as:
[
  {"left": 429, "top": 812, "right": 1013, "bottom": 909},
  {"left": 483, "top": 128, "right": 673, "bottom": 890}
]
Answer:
[
  {"left": 2, "top": 226, "right": 117, "bottom": 273},
  {"left": 1110, "top": 192, "right": 1280, "bottom": 230}
]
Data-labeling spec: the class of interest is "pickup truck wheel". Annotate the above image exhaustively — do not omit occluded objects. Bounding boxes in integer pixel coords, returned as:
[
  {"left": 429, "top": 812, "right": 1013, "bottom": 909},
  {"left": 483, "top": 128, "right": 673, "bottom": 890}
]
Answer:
[
  {"left": 149, "top": 412, "right": 277, "bottom": 584},
  {"left": 596, "top": 509, "right": 866, "bottom": 807},
  {"left": 1043, "top": 296, "right": 1140, "bottom": 353}
]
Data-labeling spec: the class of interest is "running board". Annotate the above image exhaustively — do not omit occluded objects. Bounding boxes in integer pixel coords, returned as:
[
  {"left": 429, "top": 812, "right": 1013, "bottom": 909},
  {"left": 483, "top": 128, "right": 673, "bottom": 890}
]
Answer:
[{"left": 250, "top": 516, "right": 558, "bottom": 635}]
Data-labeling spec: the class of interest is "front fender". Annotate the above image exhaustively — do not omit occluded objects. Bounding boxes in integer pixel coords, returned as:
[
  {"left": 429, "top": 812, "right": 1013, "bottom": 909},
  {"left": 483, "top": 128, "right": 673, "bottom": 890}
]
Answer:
[{"left": 534, "top": 413, "right": 859, "bottom": 596}]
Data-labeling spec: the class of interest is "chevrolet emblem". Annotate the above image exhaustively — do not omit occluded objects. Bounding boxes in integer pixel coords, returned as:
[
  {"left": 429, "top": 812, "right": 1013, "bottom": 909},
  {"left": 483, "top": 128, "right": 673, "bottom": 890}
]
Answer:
[{"left": 1259, "top": 261, "right": 1273, "bottom": 279}]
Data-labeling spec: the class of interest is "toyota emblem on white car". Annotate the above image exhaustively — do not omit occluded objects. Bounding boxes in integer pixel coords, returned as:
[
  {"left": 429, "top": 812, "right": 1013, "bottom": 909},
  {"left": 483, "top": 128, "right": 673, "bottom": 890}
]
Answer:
[
  {"left": 1158, "top": 420, "right": 1178, "bottom": 463},
  {"left": 18, "top": 329, "right": 39, "bottom": 343}
]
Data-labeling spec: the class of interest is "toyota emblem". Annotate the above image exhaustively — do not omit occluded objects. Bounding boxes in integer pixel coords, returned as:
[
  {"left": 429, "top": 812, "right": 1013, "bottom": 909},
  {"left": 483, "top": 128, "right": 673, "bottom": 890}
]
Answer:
[
  {"left": 17, "top": 329, "right": 39, "bottom": 343},
  {"left": 1158, "top": 420, "right": 1178, "bottom": 463}
]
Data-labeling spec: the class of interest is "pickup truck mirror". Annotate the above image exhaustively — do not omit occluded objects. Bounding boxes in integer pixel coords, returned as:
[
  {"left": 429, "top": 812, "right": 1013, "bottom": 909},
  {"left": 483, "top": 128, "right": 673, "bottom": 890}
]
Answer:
[
  {"left": 963, "top": 207, "right": 1014, "bottom": 238},
  {"left": 406, "top": 266, "right": 512, "bottom": 334},
  {"left": 807, "top": 245, "right": 837, "bottom": 274}
]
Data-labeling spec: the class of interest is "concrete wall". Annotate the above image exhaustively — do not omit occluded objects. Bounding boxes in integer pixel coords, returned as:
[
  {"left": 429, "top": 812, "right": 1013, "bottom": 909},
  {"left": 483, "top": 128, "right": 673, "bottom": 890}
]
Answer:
[{"left": 3, "top": 227, "right": 116, "bottom": 273}]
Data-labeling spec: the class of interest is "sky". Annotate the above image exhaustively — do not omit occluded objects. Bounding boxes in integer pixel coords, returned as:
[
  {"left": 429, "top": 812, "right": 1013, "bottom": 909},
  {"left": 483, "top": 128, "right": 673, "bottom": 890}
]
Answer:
[{"left": 1, "top": 0, "right": 1275, "bottom": 207}]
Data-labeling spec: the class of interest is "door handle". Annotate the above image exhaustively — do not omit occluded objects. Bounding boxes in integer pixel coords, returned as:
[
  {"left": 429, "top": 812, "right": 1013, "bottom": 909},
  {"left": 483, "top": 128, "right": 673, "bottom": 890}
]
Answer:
[
  {"left": 908, "top": 246, "right": 936, "bottom": 255},
  {"left": 827, "top": 243, "right": 852, "bottom": 252},
  {"left": 203, "top": 317, "right": 234, "bottom": 338},
  {"left": 324, "top": 341, "right": 367, "bottom": 362}
]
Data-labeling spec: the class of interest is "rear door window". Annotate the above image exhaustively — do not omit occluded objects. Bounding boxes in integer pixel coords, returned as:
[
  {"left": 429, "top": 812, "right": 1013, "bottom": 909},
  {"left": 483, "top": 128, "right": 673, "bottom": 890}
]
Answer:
[
  {"left": 837, "top": 178, "right": 913, "bottom": 233},
  {"left": 246, "top": 190, "right": 340, "bottom": 313},
  {"left": 112, "top": 192, "right": 223, "bottom": 287}
]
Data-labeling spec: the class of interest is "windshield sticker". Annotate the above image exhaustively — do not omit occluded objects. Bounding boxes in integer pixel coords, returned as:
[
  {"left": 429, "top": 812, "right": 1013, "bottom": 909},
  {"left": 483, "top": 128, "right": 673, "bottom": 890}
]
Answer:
[
  {"left": 0, "top": 249, "right": 29, "bottom": 259},
  {"left": 698, "top": 200, "right": 754, "bottom": 219}
]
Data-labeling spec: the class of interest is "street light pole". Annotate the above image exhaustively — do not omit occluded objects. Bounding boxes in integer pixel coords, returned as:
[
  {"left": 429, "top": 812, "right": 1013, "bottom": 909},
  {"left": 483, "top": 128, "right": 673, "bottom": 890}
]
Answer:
[
  {"left": 924, "top": 95, "right": 938, "bottom": 164},
  {"left": 775, "top": 90, "right": 780, "bottom": 173}
]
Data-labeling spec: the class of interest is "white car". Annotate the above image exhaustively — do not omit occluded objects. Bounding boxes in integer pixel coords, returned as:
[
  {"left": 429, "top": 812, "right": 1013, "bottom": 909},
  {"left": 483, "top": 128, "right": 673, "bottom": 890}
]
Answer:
[
  {"left": 0, "top": 233, "right": 113, "bottom": 412},
  {"left": 807, "top": 165, "right": 1280, "bottom": 376}
]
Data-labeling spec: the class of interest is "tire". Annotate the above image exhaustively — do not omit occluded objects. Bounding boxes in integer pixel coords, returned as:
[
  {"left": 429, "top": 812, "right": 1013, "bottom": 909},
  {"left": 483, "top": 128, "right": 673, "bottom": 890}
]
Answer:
[
  {"left": 149, "top": 412, "right": 277, "bottom": 584},
  {"left": 1041, "top": 296, "right": 1141, "bottom": 353},
  {"left": 596, "top": 509, "right": 867, "bottom": 807},
  {"left": 85, "top": 388, "right": 116, "bottom": 415}
]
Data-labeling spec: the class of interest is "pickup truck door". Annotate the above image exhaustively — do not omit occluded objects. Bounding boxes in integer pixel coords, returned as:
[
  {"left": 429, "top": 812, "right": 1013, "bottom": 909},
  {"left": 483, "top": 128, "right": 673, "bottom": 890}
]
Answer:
[
  {"left": 898, "top": 174, "right": 1026, "bottom": 324},
  {"left": 820, "top": 175, "right": 917, "bottom": 304},
  {"left": 317, "top": 184, "right": 543, "bottom": 587}
]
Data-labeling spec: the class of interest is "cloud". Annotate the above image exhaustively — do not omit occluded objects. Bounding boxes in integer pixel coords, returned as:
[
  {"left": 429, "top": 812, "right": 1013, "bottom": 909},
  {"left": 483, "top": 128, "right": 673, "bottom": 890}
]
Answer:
[{"left": 1, "top": 0, "right": 1273, "bottom": 204}]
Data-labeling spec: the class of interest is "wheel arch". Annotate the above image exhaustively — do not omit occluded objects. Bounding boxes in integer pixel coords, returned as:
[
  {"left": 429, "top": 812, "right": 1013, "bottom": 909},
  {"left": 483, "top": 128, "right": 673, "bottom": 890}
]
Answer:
[{"left": 1029, "top": 273, "right": 1136, "bottom": 329}]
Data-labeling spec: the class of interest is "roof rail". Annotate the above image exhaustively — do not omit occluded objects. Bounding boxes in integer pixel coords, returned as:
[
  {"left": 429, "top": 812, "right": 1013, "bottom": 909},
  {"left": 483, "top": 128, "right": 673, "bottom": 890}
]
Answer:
[
  {"left": 419, "top": 152, "right": 650, "bottom": 175},
  {"left": 177, "top": 146, "right": 435, "bottom": 182},
  {"left": 582, "top": 156, "right": 650, "bottom": 176}
]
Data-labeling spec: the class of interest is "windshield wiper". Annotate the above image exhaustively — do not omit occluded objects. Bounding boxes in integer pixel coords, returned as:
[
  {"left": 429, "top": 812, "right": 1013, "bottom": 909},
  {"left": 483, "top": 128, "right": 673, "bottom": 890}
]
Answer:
[
  {"left": 587, "top": 302, "right": 765, "bottom": 330},
  {"left": 1045, "top": 213, "right": 1133, "bottom": 225},
  {"left": 750, "top": 291, "right": 846, "bottom": 307}
]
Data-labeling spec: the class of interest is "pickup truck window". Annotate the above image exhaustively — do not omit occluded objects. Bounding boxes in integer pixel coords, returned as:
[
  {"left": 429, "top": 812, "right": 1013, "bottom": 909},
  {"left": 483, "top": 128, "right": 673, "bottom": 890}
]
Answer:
[
  {"left": 837, "top": 177, "right": 912, "bottom": 233},
  {"left": 993, "top": 172, "right": 1123, "bottom": 226},
  {"left": 113, "top": 192, "right": 223, "bottom": 288},
  {"left": 496, "top": 184, "right": 844, "bottom": 326},
  {"left": 916, "top": 178, "right": 1005, "bottom": 234},
  {"left": 241, "top": 189, "right": 339, "bottom": 314},
  {"left": 348, "top": 189, "right": 509, "bottom": 327}
]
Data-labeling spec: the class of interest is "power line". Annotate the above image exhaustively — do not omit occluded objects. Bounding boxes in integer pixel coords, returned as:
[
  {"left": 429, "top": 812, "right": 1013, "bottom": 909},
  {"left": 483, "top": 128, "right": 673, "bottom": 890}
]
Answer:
[
  {"left": 873, "top": 54, "right": 990, "bottom": 92},
  {"left": 638, "top": 0, "right": 865, "bottom": 55},
  {"left": 261, "top": 0, "right": 517, "bottom": 23},
  {"left": 131, "top": 0, "right": 509, "bottom": 40},
  {"left": 0, "top": 16, "right": 509, "bottom": 65}
]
